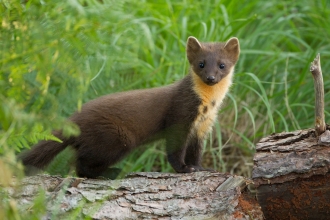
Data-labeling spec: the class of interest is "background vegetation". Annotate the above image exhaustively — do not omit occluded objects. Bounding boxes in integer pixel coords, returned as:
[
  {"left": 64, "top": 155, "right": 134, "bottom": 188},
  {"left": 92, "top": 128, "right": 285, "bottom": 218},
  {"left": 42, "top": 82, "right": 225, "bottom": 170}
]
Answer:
[{"left": 1, "top": 0, "right": 330, "bottom": 218}]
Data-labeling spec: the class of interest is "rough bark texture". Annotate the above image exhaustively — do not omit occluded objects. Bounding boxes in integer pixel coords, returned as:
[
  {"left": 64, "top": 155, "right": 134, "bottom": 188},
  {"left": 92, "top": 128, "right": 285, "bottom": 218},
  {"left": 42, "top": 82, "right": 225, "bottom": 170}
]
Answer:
[
  {"left": 253, "top": 126, "right": 330, "bottom": 186},
  {"left": 7, "top": 172, "right": 263, "bottom": 220},
  {"left": 252, "top": 126, "right": 330, "bottom": 220}
]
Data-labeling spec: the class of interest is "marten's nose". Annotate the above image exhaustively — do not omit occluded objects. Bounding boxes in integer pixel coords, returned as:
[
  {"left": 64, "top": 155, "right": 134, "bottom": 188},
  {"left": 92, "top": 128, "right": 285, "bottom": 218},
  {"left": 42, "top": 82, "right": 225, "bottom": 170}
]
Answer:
[{"left": 206, "top": 76, "right": 215, "bottom": 82}]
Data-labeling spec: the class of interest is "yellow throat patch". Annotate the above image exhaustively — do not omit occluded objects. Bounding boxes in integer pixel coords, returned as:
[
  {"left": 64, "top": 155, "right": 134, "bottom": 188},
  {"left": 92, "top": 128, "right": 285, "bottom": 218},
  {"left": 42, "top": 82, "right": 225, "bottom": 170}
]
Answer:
[{"left": 191, "top": 68, "right": 234, "bottom": 139}]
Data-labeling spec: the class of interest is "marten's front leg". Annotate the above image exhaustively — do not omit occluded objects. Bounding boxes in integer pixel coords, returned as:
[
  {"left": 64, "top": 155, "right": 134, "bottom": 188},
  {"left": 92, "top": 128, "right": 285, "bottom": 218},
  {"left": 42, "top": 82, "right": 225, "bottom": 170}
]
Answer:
[
  {"left": 166, "top": 133, "right": 188, "bottom": 172},
  {"left": 184, "top": 138, "right": 203, "bottom": 169},
  {"left": 184, "top": 137, "right": 215, "bottom": 172},
  {"left": 166, "top": 134, "right": 208, "bottom": 173}
]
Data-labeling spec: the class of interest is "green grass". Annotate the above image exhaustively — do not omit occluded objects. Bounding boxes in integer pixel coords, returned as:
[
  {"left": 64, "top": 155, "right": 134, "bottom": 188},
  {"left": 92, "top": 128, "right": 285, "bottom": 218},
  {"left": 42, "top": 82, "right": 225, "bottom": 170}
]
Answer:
[{"left": 1, "top": 0, "right": 330, "bottom": 217}]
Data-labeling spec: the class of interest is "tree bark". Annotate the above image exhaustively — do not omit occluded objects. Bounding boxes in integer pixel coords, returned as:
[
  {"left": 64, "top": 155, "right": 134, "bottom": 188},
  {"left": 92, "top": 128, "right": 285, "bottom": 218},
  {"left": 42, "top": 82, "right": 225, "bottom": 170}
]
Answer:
[{"left": 8, "top": 172, "right": 263, "bottom": 220}]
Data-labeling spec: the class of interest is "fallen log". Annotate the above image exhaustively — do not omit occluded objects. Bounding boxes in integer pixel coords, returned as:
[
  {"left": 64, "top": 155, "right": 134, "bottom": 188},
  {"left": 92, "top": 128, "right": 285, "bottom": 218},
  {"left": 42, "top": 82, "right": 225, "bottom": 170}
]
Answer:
[
  {"left": 252, "top": 54, "right": 330, "bottom": 219},
  {"left": 7, "top": 172, "right": 263, "bottom": 219},
  {"left": 253, "top": 127, "right": 330, "bottom": 219}
]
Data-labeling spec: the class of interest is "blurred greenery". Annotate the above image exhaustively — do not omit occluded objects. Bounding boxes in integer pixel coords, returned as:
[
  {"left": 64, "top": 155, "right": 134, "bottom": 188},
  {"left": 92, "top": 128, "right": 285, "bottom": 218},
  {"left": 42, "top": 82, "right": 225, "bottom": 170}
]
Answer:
[{"left": 1, "top": 0, "right": 330, "bottom": 218}]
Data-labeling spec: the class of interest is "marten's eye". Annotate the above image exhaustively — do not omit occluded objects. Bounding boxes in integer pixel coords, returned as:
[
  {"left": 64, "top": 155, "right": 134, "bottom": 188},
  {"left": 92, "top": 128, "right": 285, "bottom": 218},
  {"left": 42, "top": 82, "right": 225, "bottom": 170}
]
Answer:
[
  {"left": 219, "top": 64, "right": 225, "bottom": 69},
  {"left": 199, "top": 62, "right": 205, "bottom": 68}
]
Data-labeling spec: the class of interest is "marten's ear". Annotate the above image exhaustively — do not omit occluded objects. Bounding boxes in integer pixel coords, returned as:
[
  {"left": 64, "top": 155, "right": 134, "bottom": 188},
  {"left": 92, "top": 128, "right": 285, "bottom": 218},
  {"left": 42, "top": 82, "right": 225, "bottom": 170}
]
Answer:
[
  {"left": 224, "top": 37, "right": 240, "bottom": 61},
  {"left": 186, "top": 36, "right": 202, "bottom": 63}
]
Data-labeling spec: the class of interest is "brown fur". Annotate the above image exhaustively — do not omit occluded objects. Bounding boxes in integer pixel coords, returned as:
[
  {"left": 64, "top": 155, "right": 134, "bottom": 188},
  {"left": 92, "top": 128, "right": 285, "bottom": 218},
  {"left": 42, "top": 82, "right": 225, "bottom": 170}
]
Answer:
[{"left": 20, "top": 36, "right": 240, "bottom": 178}]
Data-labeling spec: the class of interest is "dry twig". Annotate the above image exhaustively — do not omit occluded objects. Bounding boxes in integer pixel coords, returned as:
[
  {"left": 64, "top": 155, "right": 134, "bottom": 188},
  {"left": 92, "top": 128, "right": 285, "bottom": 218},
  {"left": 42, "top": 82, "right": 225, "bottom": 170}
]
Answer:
[{"left": 310, "top": 53, "right": 326, "bottom": 136}]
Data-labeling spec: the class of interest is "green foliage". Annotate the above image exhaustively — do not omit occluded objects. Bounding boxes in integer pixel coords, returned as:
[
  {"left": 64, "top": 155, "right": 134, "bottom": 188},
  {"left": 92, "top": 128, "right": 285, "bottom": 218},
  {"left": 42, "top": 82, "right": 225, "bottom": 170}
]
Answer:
[{"left": 1, "top": 0, "right": 330, "bottom": 217}]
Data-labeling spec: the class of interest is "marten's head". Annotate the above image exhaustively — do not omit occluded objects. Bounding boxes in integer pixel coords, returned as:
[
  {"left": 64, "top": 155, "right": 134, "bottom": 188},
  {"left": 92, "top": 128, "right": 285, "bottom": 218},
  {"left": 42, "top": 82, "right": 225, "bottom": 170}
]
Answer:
[{"left": 186, "top": 36, "right": 240, "bottom": 86}]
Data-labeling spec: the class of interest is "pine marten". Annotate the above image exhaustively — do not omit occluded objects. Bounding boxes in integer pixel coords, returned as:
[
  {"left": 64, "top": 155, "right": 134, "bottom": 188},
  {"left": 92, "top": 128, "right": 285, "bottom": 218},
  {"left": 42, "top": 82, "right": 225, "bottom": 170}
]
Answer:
[{"left": 21, "top": 36, "right": 240, "bottom": 178}]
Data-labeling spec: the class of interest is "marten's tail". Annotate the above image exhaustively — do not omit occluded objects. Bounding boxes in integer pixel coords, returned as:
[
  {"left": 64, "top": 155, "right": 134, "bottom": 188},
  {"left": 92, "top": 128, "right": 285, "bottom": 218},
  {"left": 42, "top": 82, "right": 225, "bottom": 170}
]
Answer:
[{"left": 19, "top": 131, "right": 73, "bottom": 170}]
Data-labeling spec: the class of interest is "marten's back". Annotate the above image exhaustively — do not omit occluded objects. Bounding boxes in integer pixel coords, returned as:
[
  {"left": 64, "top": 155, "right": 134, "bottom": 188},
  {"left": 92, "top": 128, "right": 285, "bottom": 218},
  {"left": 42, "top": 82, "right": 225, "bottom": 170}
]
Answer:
[{"left": 70, "top": 84, "right": 177, "bottom": 146}]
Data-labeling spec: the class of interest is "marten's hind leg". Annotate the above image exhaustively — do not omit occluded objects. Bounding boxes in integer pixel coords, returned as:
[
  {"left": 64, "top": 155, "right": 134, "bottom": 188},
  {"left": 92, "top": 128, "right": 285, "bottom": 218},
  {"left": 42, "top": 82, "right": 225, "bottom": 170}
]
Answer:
[
  {"left": 72, "top": 120, "right": 137, "bottom": 178},
  {"left": 74, "top": 129, "right": 135, "bottom": 179},
  {"left": 75, "top": 144, "right": 130, "bottom": 178}
]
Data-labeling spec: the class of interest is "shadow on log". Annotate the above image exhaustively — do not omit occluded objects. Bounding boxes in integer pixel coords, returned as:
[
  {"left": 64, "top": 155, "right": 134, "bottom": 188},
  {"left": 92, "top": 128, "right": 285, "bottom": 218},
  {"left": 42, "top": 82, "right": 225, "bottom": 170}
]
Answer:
[{"left": 7, "top": 172, "right": 263, "bottom": 219}]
